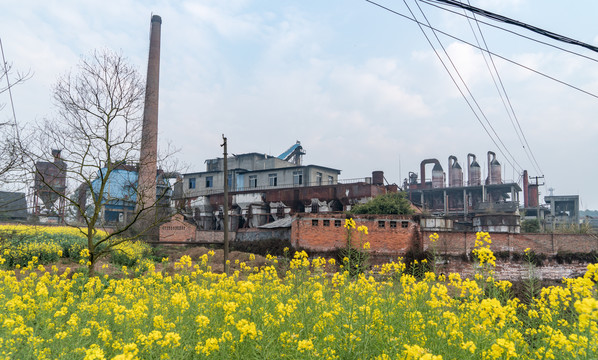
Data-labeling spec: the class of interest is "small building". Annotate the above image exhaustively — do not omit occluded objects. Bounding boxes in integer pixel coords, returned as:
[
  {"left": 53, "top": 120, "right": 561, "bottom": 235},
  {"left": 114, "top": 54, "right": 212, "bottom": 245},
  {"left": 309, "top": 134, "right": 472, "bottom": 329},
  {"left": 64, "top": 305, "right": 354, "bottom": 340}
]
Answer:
[{"left": 291, "top": 213, "right": 419, "bottom": 258}]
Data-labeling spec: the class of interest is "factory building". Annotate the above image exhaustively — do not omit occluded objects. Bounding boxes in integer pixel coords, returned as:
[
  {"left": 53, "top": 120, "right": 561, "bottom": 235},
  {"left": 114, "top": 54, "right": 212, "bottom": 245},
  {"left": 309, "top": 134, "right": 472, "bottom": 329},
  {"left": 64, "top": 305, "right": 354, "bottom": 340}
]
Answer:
[
  {"left": 404, "top": 151, "right": 522, "bottom": 233},
  {"left": 175, "top": 142, "right": 397, "bottom": 231},
  {"left": 32, "top": 149, "right": 67, "bottom": 222},
  {"left": 75, "top": 162, "right": 174, "bottom": 225}
]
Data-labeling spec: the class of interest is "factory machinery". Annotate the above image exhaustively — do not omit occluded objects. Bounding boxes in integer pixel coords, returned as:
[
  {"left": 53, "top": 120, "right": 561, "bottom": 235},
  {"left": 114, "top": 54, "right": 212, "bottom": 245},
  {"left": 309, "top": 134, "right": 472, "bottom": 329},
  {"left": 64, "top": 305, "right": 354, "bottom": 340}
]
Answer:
[{"left": 404, "top": 151, "right": 522, "bottom": 218}]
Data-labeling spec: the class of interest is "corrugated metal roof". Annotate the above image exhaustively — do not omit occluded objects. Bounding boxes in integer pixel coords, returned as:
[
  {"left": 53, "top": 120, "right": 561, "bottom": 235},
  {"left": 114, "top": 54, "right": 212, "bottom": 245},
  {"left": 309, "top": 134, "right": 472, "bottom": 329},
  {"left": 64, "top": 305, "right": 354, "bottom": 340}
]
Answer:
[{"left": 258, "top": 217, "right": 293, "bottom": 228}]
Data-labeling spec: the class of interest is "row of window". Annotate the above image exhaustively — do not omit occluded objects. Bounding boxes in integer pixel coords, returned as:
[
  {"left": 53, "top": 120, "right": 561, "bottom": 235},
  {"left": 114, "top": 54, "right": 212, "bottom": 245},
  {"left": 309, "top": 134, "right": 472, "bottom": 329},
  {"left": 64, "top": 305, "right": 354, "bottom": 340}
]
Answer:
[
  {"left": 189, "top": 176, "right": 213, "bottom": 189},
  {"left": 311, "top": 219, "right": 410, "bottom": 228},
  {"left": 188, "top": 172, "right": 335, "bottom": 189}
]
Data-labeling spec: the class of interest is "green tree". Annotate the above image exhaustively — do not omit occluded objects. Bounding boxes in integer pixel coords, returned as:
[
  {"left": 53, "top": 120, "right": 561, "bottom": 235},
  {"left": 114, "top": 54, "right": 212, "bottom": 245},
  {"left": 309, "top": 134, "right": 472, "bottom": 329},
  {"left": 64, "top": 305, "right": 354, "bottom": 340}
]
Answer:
[
  {"left": 521, "top": 219, "right": 540, "bottom": 233},
  {"left": 350, "top": 192, "right": 414, "bottom": 215}
]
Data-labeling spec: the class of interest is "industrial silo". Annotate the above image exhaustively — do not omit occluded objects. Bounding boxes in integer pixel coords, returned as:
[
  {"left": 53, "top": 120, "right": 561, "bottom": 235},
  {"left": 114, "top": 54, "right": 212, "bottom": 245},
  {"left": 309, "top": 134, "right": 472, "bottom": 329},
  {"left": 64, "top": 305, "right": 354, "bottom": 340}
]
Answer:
[
  {"left": 448, "top": 156, "right": 463, "bottom": 187},
  {"left": 467, "top": 153, "right": 481, "bottom": 186},
  {"left": 486, "top": 151, "right": 502, "bottom": 185},
  {"left": 432, "top": 162, "right": 444, "bottom": 188}
]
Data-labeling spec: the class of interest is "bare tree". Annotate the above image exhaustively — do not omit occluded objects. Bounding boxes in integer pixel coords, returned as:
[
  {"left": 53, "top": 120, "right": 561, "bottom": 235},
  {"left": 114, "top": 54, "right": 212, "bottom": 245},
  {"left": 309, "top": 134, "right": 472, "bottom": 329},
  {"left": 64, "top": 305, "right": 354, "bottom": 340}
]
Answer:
[
  {"left": 0, "top": 40, "right": 31, "bottom": 186},
  {"left": 27, "top": 49, "right": 174, "bottom": 276}
]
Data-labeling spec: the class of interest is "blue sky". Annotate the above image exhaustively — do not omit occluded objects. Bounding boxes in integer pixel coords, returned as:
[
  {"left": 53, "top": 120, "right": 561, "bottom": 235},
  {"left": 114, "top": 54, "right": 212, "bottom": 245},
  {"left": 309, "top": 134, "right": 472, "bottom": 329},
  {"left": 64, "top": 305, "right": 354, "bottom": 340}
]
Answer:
[{"left": 2, "top": 0, "right": 598, "bottom": 209}]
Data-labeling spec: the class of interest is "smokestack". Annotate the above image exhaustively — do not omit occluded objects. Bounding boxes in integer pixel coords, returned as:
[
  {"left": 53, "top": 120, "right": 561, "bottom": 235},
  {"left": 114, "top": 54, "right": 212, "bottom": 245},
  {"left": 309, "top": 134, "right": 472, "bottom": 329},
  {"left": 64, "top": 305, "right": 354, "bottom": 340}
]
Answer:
[{"left": 137, "top": 14, "right": 162, "bottom": 240}]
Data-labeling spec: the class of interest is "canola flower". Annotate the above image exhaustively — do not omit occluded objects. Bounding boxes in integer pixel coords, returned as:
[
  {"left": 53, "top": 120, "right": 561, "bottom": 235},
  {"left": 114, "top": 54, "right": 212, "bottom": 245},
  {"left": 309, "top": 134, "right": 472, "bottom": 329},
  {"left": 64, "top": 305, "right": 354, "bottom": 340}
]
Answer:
[
  {"left": 0, "top": 224, "right": 150, "bottom": 268},
  {"left": 0, "top": 233, "right": 596, "bottom": 359}
]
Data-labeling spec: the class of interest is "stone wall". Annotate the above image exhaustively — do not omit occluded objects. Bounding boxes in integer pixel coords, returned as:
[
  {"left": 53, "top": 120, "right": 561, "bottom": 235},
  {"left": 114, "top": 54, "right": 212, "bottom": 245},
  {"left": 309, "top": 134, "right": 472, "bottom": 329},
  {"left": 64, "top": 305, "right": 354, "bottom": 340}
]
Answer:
[{"left": 236, "top": 228, "right": 290, "bottom": 242}]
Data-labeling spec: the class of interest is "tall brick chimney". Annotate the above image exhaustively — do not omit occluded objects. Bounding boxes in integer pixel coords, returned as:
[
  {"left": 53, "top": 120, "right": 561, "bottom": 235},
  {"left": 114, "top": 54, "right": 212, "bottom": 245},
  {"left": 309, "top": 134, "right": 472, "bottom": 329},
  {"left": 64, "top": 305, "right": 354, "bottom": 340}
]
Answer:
[{"left": 137, "top": 14, "right": 162, "bottom": 240}]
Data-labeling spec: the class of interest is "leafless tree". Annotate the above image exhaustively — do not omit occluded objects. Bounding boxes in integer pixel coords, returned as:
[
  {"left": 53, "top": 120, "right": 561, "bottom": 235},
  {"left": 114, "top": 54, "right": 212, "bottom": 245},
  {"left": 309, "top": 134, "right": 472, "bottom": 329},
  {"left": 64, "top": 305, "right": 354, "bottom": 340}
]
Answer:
[
  {"left": 0, "top": 48, "right": 31, "bottom": 187},
  {"left": 27, "top": 49, "right": 175, "bottom": 276}
]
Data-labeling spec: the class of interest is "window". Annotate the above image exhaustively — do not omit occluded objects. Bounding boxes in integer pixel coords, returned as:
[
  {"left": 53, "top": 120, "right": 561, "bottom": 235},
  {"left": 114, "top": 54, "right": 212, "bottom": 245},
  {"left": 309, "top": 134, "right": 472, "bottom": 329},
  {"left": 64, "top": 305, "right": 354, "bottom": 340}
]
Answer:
[
  {"left": 389, "top": 221, "right": 397, "bottom": 228},
  {"left": 312, "top": 219, "right": 318, "bottom": 226},
  {"left": 402, "top": 221, "right": 409, "bottom": 228},
  {"left": 316, "top": 172, "right": 322, "bottom": 185},
  {"left": 378, "top": 220, "right": 385, "bottom": 228},
  {"left": 323, "top": 219, "right": 330, "bottom": 226},
  {"left": 205, "top": 176, "right": 213, "bottom": 188},
  {"left": 269, "top": 174, "right": 277, "bottom": 186},
  {"left": 188, "top": 178, "right": 196, "bottom": 189},
  {"left": 249, "top": 175, "right": 257, "bottom": 188},
  {"left": 228, "top": 173, "right": 233, "bottom": 189},
  {"left": 328, "top": 175, "right": 334, "bottom": 185},
  {"left": 293, "top": 170, "right": 303, "bottom": 185},
  {"left": 334, "top": 220, "right": 341, "bottom": 227}
]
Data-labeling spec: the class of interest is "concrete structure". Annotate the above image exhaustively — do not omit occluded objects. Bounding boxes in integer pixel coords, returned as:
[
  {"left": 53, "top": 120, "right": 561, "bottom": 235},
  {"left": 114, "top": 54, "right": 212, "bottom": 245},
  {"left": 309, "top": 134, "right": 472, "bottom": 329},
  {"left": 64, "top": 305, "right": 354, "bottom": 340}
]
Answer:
[
  {"left": 137, "top": 14, "right": 162, "bottom": 239},
  {"left": 544, "top": 195, "right": 580, "bottom": 230}
]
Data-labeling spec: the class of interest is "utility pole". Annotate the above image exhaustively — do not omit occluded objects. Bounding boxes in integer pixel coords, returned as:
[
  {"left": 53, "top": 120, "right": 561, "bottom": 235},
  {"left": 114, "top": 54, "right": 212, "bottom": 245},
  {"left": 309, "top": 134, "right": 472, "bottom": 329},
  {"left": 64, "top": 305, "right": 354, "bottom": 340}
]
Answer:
[
  {"left": 221, "top": 135, "right": 229, "bottom": 274},
  {"left": 530, "top": 175, "right": 545, "bottom": 230}
]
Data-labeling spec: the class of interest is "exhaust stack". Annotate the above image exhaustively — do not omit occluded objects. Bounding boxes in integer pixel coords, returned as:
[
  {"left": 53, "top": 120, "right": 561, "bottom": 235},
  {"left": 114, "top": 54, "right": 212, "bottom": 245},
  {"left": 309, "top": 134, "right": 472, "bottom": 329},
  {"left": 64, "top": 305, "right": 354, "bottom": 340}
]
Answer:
[{"left": 137, "top": 15, "right": 162, "bottom": 240}]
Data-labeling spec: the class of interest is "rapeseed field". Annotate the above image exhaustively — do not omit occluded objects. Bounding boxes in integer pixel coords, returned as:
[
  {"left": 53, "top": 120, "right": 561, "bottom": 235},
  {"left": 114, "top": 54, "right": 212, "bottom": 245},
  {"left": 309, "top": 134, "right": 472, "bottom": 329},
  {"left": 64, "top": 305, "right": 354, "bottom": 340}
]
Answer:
[{"left": 0, "top": 225, "right": 596, "bottom": 359}]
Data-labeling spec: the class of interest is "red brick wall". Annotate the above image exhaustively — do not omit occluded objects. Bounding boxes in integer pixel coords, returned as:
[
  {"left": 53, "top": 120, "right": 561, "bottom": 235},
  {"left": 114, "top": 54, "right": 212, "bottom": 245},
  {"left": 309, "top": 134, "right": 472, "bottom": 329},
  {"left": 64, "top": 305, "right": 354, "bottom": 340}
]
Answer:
[
  {"left": 159, "top": 214, "right": 196, "bottom": 242},
  {"left": 422, "top": 231, "right": 598, "bottom": 256},
  {"left": 291, "top": 213, "right": 418, "bottom": 255}
]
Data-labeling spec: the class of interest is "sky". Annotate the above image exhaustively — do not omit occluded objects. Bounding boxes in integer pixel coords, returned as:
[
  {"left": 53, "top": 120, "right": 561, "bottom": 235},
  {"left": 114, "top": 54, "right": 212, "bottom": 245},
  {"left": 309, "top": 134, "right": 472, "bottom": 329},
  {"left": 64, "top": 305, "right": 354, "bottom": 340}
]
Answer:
[{"left": 1, "top": 0, "right": 598, "bottom": 209}]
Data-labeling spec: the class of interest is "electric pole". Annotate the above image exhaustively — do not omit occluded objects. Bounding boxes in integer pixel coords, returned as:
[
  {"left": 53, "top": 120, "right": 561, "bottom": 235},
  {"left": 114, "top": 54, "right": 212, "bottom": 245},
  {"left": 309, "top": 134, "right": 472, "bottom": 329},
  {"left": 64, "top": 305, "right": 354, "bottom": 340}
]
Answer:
[{"left": 221, "top": 135, "right": 229, "bottom": 274}]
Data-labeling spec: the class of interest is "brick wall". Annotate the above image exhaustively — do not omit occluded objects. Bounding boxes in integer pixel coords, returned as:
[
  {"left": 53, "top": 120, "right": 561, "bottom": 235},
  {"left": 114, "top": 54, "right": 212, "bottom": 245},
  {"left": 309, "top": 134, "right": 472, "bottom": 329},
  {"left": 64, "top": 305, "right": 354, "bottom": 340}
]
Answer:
[
  {"left": 440, "top": 259, "right": 591, "bottom": 282},
  {"left": 291, "top": 213, "right": 418, "bottom": 255},
  {"left": 195, "top": 230, "right": 235, "bottom": 243},
  {"left": 422, "top": 231, "right": 598, "bottom": 256},
  {"left": 159, "top": 214, "right": 196, "bottom": 242}
]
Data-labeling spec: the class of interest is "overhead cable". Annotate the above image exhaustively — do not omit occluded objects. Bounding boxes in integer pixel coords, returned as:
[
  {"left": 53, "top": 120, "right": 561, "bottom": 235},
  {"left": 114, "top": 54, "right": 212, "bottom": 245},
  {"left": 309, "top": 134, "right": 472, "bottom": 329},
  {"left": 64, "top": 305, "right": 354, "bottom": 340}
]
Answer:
[
  {"left": 424, "top": 0, "right": 598, "bottom": 54},
  {"left": 461, "top": 0, "right": 543, "bottom": 175},
  {"left": 405, "top": 0, "right": 523, "bottom": 173},
  {"left": 420, "top": 0, "right": 598, "bottom": 64},
  {"left": 364, "top": 0, "right": 598, "bottom": 100}
]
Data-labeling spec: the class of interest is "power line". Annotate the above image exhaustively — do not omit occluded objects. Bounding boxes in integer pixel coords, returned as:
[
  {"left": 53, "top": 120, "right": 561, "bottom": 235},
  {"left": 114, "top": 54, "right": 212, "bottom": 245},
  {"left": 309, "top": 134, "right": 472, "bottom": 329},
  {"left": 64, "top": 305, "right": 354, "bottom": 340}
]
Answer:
[
  {"left": 424, "top": 0, "right": 598, "bottom": 54},
  {"left": 419, "top": 0, "right": 598, "bottom": 64},
  {"left": 364, "top": 0, "right": 598, "bottom": 100},
  {"left": 405, "top": 0, "right": 523, "bottom": 173},
  {"left": 461, "top": 0, "right": 544, "bottom": 176}
]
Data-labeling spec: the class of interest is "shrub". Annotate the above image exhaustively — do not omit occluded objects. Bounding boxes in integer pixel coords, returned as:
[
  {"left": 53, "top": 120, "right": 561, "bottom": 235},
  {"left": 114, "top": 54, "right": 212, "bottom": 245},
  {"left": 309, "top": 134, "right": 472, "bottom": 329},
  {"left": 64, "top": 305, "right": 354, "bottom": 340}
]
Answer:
[
  {"left": 110, "top": 241, "right": 153, "bottom": 267},
  {"left": 350, "top": 192, "right": 414, "bottom": 215}
]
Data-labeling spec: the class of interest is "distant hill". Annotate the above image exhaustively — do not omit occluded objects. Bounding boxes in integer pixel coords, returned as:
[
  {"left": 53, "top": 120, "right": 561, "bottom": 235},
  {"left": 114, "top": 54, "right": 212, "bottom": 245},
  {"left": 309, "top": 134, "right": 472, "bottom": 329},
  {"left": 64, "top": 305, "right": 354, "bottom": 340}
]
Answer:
[{"left": 581, "top": 210, "right": 598, "bottom": 217}]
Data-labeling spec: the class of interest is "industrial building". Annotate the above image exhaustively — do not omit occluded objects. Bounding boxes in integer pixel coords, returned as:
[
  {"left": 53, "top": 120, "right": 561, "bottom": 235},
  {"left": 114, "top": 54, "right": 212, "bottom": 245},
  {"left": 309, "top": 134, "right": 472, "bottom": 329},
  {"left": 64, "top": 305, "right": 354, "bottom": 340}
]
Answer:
[
  {"left": 75, "top": 162, "right": 174, "bottom": 225},
  {"left": 175, "top": 142, "right": 398, "bottom": 231},
  {"left": 32, "top": 149, "right": 67, "bottom": 222},
  {"left": 404, "top": 151, "right": 522, "bottom": 233}
]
